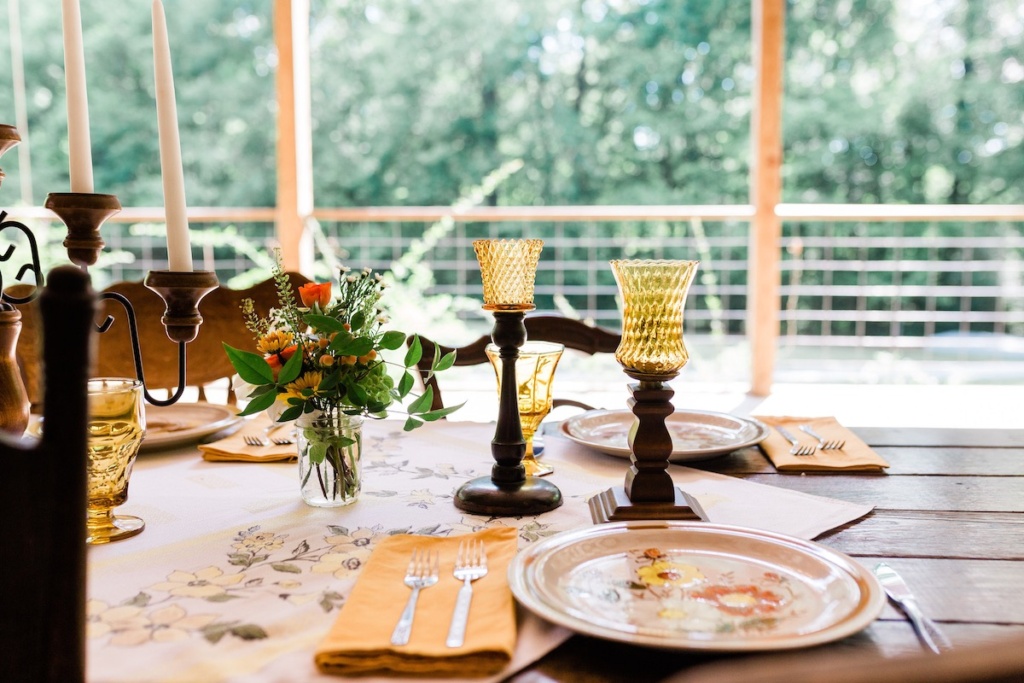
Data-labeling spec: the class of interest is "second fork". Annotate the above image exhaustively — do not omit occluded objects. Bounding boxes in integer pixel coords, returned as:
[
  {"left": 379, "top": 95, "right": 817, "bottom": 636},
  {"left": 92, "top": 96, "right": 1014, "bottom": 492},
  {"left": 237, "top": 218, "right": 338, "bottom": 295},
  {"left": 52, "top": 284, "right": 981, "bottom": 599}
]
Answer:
[{"left": 800, "top": 424, "right": 845, "bottom": 450}]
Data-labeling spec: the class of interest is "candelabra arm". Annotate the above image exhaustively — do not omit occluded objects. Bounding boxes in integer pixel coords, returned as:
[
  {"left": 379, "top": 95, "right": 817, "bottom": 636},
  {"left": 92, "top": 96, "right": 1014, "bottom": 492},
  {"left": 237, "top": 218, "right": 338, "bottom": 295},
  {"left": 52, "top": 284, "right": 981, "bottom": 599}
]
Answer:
[
  {"left": 0, "top": 212, "right": 45, "bottom": 304},
  {"left": 98, "top": 291, "right": 187, "bottom": 406}
]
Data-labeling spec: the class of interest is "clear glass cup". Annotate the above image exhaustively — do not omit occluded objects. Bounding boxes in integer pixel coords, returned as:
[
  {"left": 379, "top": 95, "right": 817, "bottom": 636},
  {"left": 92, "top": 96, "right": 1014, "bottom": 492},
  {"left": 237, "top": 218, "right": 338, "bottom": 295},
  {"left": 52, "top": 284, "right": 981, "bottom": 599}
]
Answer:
[
  {"left": 86, "top": 378, "right": 147, "bottom": 544},
  {"left": 486, "top": 341, "right": 564, "bottom": 477}
]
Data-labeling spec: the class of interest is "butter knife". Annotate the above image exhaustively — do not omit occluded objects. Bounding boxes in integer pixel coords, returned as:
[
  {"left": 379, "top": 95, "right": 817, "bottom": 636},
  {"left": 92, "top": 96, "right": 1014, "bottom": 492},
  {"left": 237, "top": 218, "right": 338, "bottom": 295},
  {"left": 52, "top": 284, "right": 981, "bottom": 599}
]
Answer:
[{"left": 873, "top": 562, "right": 952, "bottom": 654}]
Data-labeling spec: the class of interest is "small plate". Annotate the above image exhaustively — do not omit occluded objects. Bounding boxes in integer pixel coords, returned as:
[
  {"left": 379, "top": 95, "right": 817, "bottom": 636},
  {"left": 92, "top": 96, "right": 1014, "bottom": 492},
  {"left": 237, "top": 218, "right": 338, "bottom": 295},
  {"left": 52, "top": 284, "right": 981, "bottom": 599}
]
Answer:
[
  {"left": 560, "top": 409, "right": 768, "bottom": 462},
  {"left": 508, "top": 521, "right": 884, "bottom": 652},
  {"left": 142, "top": 402, "right": 241, "bottom": 452}
]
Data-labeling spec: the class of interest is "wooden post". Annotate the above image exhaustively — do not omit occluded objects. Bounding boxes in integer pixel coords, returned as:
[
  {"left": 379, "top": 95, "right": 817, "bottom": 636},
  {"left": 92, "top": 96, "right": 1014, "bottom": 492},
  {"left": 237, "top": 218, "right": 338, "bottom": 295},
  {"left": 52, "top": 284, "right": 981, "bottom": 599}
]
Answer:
[
  {"left": 749, "top": 0, "right": 785, "bottom": 396},
  {"left": 274, "top": 0, "right": 314, "bottom": 273}
]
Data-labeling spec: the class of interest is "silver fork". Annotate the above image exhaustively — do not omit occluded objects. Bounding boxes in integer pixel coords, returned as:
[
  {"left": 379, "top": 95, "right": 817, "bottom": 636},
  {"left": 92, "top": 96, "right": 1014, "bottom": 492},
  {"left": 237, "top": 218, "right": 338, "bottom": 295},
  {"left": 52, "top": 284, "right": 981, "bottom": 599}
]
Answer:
[
  {"left": 800, "top": 424, "right": 845, "bottom": 450},
  {"left": 446, "top": 540, "right": 489, "bottom": 648},
  {"left": 390, "top": 549, "right": 439, "bottom": 646},
  {"left": 269, "top": 436, "right": 293, "bottom": 445},
  {"left": 243, "top": 435, "right": 267, "bottom": 447},
  {"left": 775, "top": 425, "right": 816, "bottom": 456}
]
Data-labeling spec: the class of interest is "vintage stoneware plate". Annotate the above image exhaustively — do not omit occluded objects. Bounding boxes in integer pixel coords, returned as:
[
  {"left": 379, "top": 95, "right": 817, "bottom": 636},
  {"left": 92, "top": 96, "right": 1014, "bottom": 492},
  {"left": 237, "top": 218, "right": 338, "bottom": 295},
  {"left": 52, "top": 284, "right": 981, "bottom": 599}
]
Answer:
[
  {"left": 508, "top": 521, "right": 884, "bottom": 652},
  {"left": 141, "top": 402, "right": 241, "bottom": 451},
  {"left": 559, "top": 409, "right": 768, "bottom": 462}
]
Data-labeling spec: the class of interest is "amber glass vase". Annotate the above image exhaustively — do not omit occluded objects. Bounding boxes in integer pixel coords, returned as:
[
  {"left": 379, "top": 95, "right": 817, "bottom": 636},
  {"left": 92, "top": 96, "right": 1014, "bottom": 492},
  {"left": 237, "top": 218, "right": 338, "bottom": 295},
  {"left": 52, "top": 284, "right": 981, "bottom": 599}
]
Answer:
[{"left": 610, "top": 259, "right": 699, "bottom": 378}]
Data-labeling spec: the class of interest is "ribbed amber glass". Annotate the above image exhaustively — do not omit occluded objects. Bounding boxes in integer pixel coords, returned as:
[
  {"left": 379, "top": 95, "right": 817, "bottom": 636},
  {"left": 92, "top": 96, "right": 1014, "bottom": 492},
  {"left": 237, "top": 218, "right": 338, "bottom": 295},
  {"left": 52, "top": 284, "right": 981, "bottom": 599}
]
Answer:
[
  {"left": 611, "top": 259, "right": 699, "bottom": 377},
  {"left": 473, "top": 239, "right": 543, "bottom": 310}
]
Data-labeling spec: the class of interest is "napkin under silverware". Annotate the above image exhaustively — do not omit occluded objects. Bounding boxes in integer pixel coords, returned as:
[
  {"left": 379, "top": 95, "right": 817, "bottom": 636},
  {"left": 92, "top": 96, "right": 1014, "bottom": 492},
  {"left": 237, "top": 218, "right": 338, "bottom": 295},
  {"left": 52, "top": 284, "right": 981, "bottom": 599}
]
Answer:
[
  {"left": 198, "top": 414, "right": 295, "bottom": 462},
  {"left": 315, "top": 527, "right": 518, "bottom": 678},
  {"left": 755, "top": 416, "right": 889, "bottom": 471}
]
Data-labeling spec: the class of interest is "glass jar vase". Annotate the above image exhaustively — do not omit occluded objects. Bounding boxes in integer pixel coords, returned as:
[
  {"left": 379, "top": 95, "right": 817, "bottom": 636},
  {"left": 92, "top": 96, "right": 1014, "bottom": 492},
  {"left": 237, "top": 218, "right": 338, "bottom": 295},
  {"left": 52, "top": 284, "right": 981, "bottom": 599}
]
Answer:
[{"left": 296, "top": 411, "right": 363, "bottom": 507}]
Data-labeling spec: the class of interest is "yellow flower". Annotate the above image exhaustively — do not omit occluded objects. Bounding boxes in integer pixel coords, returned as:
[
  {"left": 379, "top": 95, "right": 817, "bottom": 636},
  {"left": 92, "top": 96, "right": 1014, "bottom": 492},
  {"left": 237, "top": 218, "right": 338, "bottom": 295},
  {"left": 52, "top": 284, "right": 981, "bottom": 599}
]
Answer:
[
  {"left": 637, "top": 561, "right": 705, "bottom": 587},
  {"left": 311, "top": 547, "right": 372, "bottom": 580},
  {"left": 281, "top": 371, "right": 324, "bottom": 402},
  {"left": 86, "top": 600, "right": 217, "bottom": 646},
  {"left": 149, "top": 566, "right": 247, "bottom": 599},
  {"left": 256, "top": 330, "right": 294, "bottom": 354},
  {"left": 232, "top": 531, "right": 285, "bottom": 554}
]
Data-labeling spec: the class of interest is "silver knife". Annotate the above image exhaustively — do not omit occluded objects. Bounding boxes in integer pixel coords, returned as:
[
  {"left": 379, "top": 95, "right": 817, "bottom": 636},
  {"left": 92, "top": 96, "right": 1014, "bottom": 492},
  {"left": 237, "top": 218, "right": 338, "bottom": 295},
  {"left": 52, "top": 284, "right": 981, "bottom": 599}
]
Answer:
[{"left": 873, "top": 562, "right": 953, "bottom": 654}]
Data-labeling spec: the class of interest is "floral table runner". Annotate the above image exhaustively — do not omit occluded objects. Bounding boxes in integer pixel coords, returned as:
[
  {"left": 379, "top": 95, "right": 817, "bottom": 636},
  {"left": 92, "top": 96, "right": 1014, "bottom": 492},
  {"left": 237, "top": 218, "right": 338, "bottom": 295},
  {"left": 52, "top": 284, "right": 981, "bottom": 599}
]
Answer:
[{"left": 86, "top": 419, "right": 869, "bottom": 682}]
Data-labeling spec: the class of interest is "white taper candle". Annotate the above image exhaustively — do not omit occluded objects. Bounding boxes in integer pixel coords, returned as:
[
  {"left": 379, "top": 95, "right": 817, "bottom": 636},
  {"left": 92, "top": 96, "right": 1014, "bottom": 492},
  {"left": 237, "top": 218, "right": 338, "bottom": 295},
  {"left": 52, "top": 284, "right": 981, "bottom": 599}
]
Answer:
[
  {"left": 152, "top": 0, "right": 193, "bottom": 271},
  {"left": 60, "top": 0, "right": 94, "bottom": 193}
]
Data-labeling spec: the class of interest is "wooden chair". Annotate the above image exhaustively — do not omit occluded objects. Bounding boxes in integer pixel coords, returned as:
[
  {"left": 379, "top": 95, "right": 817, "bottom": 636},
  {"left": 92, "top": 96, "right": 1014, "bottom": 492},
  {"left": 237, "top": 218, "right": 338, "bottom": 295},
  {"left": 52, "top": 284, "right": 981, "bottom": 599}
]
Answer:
[
  {"left": 414, "top": 315, "right": 621, "bottom": 411},
  {"left": 0, "top": 266, "right": 94, "bottom": 682},
  {"left": 16, "top": 272, "right": 310, "bottom": 405},
  {"left": 667, "top": 633, "right": 1024, "bottom": 683}
]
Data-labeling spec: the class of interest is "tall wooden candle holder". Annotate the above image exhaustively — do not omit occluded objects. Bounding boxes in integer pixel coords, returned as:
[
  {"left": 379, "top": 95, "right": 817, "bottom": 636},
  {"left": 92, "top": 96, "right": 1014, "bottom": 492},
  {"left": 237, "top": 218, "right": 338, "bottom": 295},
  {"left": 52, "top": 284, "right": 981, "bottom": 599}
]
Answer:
[
  {"left": 453, "top": 239, "right": 562, "bottom": 516},
  {"left": 589, "top": 259, "right": 702, "bottom": 524}
]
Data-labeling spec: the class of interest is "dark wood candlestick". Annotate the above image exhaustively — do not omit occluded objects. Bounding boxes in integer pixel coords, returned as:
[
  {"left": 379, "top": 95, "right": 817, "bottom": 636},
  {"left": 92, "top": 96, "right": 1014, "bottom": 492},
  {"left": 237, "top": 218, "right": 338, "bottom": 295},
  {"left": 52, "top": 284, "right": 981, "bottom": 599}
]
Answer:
[
  {"left": 144, "top": 270, "right": 218, "bottom": 344},
  {"left": 44, "top": 192, "right": 121, "bottom": 268},
  {"left": 453, "top": 310, "right": 562, "bottom": 516},
  {"left": 589, "top": 372, "right": 699, "bottom": 523}
]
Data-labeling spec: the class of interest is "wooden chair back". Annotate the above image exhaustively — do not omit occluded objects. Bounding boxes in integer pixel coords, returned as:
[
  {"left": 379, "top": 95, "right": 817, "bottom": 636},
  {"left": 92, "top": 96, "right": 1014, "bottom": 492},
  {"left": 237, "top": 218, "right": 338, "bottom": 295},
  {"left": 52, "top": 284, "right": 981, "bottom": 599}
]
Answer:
[
  {"left": 0, "top": 266, "right": 94, "bottom": 682},
  {"left": 16, "top": 272, "right": 310, "bottom": 405},
  {"left": 414, "top": 315, "right": 621, "bottom": 411},
  {"left": 94, "top": 272, "right": 309, "bottom": 401}
]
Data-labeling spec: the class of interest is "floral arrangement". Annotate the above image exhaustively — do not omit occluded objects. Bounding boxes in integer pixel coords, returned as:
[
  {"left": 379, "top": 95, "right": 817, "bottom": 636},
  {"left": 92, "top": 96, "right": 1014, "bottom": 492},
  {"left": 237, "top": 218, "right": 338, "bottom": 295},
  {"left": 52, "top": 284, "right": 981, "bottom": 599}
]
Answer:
[{"left": 223, "top": 258, "right": 459, "bottom": 504}]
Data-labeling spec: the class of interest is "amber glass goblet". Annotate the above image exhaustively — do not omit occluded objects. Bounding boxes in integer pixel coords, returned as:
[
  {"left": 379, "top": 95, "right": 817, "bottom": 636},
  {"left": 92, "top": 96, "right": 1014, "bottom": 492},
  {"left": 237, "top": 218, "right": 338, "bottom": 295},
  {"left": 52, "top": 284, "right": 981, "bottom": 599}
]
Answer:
[
  {"left": 486, "top": 341, "right": 564, "bottom": 477},
  {"left": 86, "top": 378, "right": 147, "bottom": 544}
]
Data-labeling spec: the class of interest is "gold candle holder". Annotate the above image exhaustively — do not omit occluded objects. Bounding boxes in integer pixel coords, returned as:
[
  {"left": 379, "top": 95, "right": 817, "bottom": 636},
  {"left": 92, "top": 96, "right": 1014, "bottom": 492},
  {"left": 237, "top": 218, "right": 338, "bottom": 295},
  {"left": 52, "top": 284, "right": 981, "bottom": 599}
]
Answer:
[
  {"left": 453, "top": 239, "right": 562, "bottom": 516},
  {"left": 589, "top": 259, "right": 701, "bottom": 523}
]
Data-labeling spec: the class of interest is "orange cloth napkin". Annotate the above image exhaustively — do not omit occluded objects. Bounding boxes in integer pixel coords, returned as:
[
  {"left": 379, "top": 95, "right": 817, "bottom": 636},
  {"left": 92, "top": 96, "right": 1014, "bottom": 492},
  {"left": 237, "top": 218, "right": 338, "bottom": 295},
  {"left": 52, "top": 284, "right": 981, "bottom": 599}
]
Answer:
[
  {"left": 198, "top": 414, "right": 296, "bottom": 462},
  {"left": 315, "top": 527, "right": 518, "bottom": 678},
  {"left": 755, "top": 416, "right": 889, "bottom": 471}
]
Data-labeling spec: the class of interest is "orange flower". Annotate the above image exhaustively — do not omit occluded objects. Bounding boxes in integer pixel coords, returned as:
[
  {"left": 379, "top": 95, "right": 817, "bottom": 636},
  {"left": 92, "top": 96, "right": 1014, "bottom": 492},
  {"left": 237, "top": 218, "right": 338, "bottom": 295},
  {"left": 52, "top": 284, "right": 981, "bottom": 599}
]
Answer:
[
  {"left": 265, "top": 344, "right": 298, "bottom": 379},
  {"left": 298, "top": 282, "right": 332, "bottom": 308}
]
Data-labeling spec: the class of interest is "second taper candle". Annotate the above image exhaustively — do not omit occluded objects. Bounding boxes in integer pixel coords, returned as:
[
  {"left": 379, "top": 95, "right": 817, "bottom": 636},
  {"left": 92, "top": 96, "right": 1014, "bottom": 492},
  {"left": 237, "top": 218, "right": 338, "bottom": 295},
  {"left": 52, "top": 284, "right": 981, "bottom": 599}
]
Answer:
[{"left": 152, "top": 0, "right": 193, "bottom": 272}]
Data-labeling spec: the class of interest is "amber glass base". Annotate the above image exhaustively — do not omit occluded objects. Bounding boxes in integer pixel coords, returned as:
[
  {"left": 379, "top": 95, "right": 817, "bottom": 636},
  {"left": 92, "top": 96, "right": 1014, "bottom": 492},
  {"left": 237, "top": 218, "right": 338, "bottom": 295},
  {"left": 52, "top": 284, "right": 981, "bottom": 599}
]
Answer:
[{"left": 87, "top": 510, "right": 145, "bottom": 545}]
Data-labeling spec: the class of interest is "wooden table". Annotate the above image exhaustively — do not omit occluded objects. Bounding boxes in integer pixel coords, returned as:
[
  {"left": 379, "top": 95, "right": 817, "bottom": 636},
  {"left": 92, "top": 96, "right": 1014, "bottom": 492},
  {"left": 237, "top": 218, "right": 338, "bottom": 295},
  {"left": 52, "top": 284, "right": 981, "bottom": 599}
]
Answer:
[{"left": 513, "top": 427, "right": 1024, "bottom": 682}]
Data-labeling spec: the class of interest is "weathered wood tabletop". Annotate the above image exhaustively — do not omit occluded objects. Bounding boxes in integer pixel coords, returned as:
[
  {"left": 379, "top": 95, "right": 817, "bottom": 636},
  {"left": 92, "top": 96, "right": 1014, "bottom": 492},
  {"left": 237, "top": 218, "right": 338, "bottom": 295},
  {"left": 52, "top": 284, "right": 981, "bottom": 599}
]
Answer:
[{"left": 511, "top": 428, "right": 1024, "bottom": 682}]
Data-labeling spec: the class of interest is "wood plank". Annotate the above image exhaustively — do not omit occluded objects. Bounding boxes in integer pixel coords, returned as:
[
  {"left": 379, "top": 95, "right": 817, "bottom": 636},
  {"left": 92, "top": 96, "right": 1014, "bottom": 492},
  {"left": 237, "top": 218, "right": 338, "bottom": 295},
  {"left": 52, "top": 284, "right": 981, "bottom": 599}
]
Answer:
[
  {"left": 510, "top": 623, "right": 1024, "bottom": 683},
  {"left": 856, "top": 427, "right": 1024, "bottom": 448},
  {"left": 818, "top": 511, "right": 1024, "bottom": 561},
  {"left": 776, "top": 203, "right": 1024, "bottom": 221},
  {"left": 743, "top": 473, "right": 1024, "bottom": 512},
  {"left": 698, "top": 446, "right": 1024, "bottom": 476}
]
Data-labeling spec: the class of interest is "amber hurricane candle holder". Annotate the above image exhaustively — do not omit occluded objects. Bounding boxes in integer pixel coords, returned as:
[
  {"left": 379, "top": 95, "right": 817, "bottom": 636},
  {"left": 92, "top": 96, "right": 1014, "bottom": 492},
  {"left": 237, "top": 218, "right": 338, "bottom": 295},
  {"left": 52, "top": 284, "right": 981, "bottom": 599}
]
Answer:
[
  {"left": 589, "top": 259, "right": 701, "bottom": 523},
  {"left": 453, "top": 239, "right": 563, "bottom": 516}
]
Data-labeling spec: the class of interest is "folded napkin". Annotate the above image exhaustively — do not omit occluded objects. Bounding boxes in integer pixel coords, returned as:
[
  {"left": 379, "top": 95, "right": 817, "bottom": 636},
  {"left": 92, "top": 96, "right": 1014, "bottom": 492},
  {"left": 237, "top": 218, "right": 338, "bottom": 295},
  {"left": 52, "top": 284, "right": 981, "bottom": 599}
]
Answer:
[
  {"left": 755, "top": 416, "right": 889, "bottom": 471},
  {"left": 315, "top": 527, "right": 518, "bottom": 678},
  {"left": 198, "top": 414, "right": 295, "bottom": 462}
]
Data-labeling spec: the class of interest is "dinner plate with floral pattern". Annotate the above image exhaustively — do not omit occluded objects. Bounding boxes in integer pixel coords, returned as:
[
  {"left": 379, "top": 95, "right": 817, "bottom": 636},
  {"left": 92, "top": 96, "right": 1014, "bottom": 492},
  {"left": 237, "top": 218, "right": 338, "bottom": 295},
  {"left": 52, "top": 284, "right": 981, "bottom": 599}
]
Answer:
[
  {"left": 508, "top": 521, "right": 884, "bottom": 651},
  {"left": 141, "top": 402, "right": 242, "bottom": 452},
  {"left": 559, "top": 409, "right": 769, "bottom": 462}
]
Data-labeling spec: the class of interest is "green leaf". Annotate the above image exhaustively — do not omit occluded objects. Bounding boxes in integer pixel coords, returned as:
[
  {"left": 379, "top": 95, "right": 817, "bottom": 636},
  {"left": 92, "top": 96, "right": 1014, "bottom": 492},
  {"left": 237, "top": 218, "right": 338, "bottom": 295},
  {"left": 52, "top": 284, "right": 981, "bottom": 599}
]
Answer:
[
  {"left": 398, "top": 371, "right": 415, "bottom": 399},
  {"left": 229, "top": 624, "right": 269, "bottom": 641},
  {"left": 403, "top": 416, "right": 424, "bottom": 431},
  {"left": 418, "top": 402, "right": 465, "bottom": 421},
  {"left": 223, "top": 344, "right": 274, "bottom": 385},
  {"left": 379, "top": 330, "right": 406, "bottom": 350},
  {"left": 347, "top": 382, "right": 369, "bottom": 406},
  {"left": 406, "top": 386, "right": 434, "bottom": 414},
  {"left": 403, "top": 335, "right": 423, "bottom": 368},
  {"left": 277, "top": 348, "right": 304, "bottom": 384},
  {"left": 237, "top": 390, "right": 278, "bottom": 416},
  {"left": 318, "top": 369, "right": 341, "bottom": 392},
  {"left": 270, "top": 563, "right": 302, "bottom": 574},
  {"left": 279, "top": 405, "right": 303, "bottom": 422},
  {"left": 309, "top": 442, "right": 328, "bottom": 464},
  {"left": 330, "top": 336, "right": 374, "bottom": 357},
  {"left": 302, "top": 313, "right": 348, "bottom": 333},
  {"left": 432, "top": 348, "right": 457, "bottom": 373},
  {"left": 350, "top": 310, "right": 366, "bottom": 331}
]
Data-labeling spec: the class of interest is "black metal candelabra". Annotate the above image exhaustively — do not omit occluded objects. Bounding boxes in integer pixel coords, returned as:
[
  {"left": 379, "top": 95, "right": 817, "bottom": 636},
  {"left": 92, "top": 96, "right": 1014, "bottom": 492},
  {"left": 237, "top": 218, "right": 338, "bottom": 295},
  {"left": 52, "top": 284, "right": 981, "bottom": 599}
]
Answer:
[{"left": 0, "top": 123, "right": 216, "bottom": 407}]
